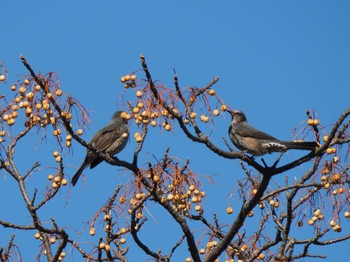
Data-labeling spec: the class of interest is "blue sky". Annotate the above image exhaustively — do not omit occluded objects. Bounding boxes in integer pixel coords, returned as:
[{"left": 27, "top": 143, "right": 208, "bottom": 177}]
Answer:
[{"left": 0, "top": 1, "right": 349, "bottom": 261}]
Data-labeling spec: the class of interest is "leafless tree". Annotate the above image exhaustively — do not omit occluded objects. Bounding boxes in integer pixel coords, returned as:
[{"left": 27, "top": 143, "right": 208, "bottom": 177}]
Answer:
[{"left": 0, "top": 55, "right": 349, "bottom": 261}]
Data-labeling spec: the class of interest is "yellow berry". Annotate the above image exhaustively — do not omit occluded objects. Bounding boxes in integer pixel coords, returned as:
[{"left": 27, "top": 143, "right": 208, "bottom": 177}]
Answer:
[
  {"left": 333, "top": 224, "right": 341, "bottom": 232},
  {"left": 18, "top": 86, "right": 26, "bottom": 93},
  {"left": 0, "top": 75, "right": 6, "bottom": 81},
  {"left": 213, "top": 109, "right": 220, "bottom": 116},
  {"left": 120, "top": 238, "right": 126, "bottom": 244},
  {"left": 34, "top": 232, "right": 41, "bottom": 239},
  {"left": 89, "top": 228, "right": 96, "bottom": 236},
  {"left": 257, "top": 253, "right": 265, "bottom": 260},
  {"left": 25, "top": 107, "right": 32, "bottom": 116},
  {"left": 314, "top": 209, "right": 321, "bottom": 216},
  {"left": 7, "top": 118, "right": 15, "bottom": 126},
  {"left": 130, "top": 74, "right": 137, "bottom": 81},
  {"left": 135, "top": 136, "right": 143, "bottom": 143},
  {"left": 55, "top": 89, "right": 63, "bottom": 96},
  {"left": 48, "top": 174, "right": 54, "bottom": 180},
  {"left": 308, "top": 219, "right": 315, "bottom": 225},
  {"left": 326, "top": 148, "right": 333, "bottom": 154},
  {"left": 42, "top": 103, "right": 50, "bottom": 110},
  {"left": 226, "top": 207, "right": 233, "bottom": 214},
  {"left": 77, "top": 129, "right": 83, "bottom": 135},
  {"left": 120, "top": 76, "right": 127, "bottom": 83},
  {"left": 195, "top": 205, "right": 202, "bottom": 212},
  {"left": 240, "top": 244, "right": 248, "bottom": 252},
  {"left": 307, "top": 119, "right": 314, "bottom": 126},
  {"left": 137, "top": 102, "right": 144, "bottom": 109},
  {"left": 208, "top": 89, "right": 215, "bottom": 96},
  {"left": 53, "top": 129, "right": 62, "bottom": 136},
  {"left": 200, "top": 115, "right": 209, "bottom": 122},
  {"left": 104, "top": 225, "right": 111, "bottom": 232},
  {"left": 11, "top": 111, "right": 18, "bottom": 118},
  {"left": 330, "top": 220, "right": 336, "bottom": 227},
  {"left": 10, "top": 85, "right": 16, "bottom": 91},
  {"left": 220, "top": 104, "right": 227, "bottom": 111},
  {"left": 35, "top": 84, "right": 41, "bottom": 91},
  {"left": 2, "top": 114, "right": 9, "bottom": 121},
  {"left": 119, "top": 196, "right": 126, "bottom": 203},
  {"left": 99, "top": 242, "right": 106, "bottom": 249},
  {"left": 135, "top": 193, "right": 143, "bottom": 200},
  {"left": 136, "top": 91, "right": 143, "bottom": 98},
  {"left": 167, "top": 194, "right": 174, "bottom": 201},
  {"left": 61, "top": 179, "right": 68, "bottom": 186},
  {"left": 24, "top": 79, "right": 30, "bottom": 85},
  {"left": 190, "top": 112, "right": 197, "bottom": 119},
  {"left": 50, "top": 237, "right": 56, "bottom": 244},
  {"left": 52, "top": 182, "right": 59, "bottom": 189},
  {"left": 54, "top": 176, "right": 61, "bottom": 183}
]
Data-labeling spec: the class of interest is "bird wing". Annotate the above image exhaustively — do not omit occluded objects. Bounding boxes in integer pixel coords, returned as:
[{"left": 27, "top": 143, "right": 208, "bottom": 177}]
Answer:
[
  {"left": 234, "top": 123, "right": 279, "bottom": 141},
  {"left": 90, "top": 123, "right": 128, "bottom": 152}
]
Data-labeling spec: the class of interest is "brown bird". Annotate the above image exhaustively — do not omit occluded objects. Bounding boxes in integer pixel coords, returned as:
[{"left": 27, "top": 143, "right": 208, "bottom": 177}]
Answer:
[
  {"left": 71, "top": 111, "right": 129, "bottom": 186},
  {"left": 227, "top": 110, "right": 317, "bottom": 156}
]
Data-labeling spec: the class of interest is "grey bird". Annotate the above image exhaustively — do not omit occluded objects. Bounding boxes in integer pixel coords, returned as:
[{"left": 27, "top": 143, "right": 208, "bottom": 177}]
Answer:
[
  {"left": 227, "top": 110, "right": 317, "bottom": 156},
  {"left": 71, "top": 111, "right": 129, "bottom": 186}
]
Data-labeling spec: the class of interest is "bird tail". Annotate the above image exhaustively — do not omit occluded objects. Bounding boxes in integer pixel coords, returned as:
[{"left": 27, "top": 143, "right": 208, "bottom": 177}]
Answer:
[
  {"left": 281, "top": 141, "right": 318, "bottom": 151},
  {"left": 71, "top": 159, "right": 91, "bottom": 186}
]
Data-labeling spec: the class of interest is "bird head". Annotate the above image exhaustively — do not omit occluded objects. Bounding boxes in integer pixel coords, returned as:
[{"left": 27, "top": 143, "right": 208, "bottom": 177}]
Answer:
[{"left": 227, "top": 109, "right": 247, "bottom": 124}]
